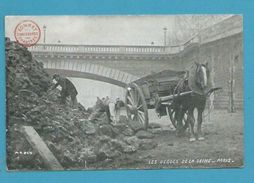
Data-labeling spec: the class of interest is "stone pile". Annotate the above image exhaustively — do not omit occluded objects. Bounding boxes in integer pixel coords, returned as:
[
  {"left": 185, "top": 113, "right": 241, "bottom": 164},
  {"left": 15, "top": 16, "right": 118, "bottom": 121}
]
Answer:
[{"left": 6, "top": 39, "right": 160, "bottom": 170}]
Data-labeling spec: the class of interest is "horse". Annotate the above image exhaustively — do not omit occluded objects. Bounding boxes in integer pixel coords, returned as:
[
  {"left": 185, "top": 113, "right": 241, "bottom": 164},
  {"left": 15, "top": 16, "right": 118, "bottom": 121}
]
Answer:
[{"left": 172, "top": 62, "right": 221, "bottom": 141}]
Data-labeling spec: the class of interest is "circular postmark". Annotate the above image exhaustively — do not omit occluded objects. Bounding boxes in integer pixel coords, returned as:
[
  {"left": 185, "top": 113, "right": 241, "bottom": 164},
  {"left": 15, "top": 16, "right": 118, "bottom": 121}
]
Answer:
[{"left": 14, "top": 20, "right": 41, "bottom": 47}]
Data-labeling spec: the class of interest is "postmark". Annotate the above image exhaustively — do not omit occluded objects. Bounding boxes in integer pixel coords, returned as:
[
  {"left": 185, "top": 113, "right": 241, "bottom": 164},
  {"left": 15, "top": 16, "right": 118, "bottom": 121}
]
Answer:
[{"left": 14, "top": 20, "right": 41, "bottom": 47}]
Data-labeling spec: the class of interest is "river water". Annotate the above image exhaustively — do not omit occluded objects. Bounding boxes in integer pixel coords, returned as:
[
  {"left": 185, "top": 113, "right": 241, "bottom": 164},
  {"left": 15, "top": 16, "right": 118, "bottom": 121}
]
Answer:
[{"left": 67, "top": 77, "right": 126, "bottom": 108}]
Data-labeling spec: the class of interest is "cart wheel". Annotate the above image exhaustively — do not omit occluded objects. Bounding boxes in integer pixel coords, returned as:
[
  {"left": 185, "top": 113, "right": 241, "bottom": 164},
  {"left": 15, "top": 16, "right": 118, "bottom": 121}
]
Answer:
[
  {"left": 168, "top": 107, "right": 177, "bottom": 128},
  {"left": 125, "top": 83, "right": 149, "bottom": 129},
  {"left": 168, "top": 106, "right": 188, "bottom": 132}
]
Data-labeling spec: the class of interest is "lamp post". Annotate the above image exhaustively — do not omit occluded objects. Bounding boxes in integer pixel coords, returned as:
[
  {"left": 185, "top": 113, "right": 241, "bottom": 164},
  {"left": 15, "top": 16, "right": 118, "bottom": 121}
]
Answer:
[
  {"left": 163, "top": 27, "right": 167, "bottom": 47},
  {"left": 43, "top": 25, "right": 47, "bottom": 44}
]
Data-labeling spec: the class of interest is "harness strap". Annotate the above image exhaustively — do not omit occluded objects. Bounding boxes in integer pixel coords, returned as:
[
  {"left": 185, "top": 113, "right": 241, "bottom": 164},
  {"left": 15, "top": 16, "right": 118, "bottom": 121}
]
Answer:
[{"left": 173, "top": 71, "right": 189, "bottom": 99}]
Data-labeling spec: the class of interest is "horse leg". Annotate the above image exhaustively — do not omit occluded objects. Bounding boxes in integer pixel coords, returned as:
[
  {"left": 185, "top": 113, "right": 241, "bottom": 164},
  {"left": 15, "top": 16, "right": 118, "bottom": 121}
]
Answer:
[
  {"left": 188, "top": 109, "right": 196, "bottom": 142},
  {"left": 197, "top": 110, "right": 205, "bottom": 140},
  {"left": 176, "top": 106, "right": 184, "bottom": 136}
]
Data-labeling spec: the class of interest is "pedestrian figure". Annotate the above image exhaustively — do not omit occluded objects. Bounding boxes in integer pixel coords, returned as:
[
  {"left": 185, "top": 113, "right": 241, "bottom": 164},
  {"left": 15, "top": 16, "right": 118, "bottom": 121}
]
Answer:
[
  {"left": 88, "top": 97, "right": 112, "bottom": 122},
  {"left": 103, "top": 96, "right": 115, "bottom": 123},
  {"left": 114, "top": 98, "right": 124, "bottom": 125}
]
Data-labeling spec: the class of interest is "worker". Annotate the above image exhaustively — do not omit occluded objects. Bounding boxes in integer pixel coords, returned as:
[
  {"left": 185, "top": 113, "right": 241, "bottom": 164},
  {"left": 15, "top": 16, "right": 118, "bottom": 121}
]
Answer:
[
  {"left": 51, "top": 74, "right": 78, "bottom": 107},
  {"left": 104, "top": 96, "right": 114, "bottom": 123},
  {"left": 114, "top": 98, "right": 124, "bottom": 124}
]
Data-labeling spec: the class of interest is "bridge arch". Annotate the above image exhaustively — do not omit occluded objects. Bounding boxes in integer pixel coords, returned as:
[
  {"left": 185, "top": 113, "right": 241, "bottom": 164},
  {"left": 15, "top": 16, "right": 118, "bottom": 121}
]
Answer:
[{"left": 37, "top": 59, "right": 139, "bottom": 88}]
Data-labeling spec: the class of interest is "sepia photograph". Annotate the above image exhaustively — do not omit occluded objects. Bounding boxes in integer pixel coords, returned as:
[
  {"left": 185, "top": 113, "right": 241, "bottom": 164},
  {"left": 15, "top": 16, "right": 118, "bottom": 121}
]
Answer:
[{"left": 5, "top": 15, "right": 243, "bottom": 171}]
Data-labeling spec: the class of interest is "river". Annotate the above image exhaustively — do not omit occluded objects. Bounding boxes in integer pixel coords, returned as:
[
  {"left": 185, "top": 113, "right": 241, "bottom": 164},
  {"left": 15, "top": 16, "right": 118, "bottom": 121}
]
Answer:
[{"left": 67, "top": 77, "right": 126, "bottom": 108}]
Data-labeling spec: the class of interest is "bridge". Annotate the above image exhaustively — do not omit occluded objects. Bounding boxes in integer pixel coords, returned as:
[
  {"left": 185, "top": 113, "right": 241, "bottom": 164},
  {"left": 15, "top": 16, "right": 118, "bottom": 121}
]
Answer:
[
  {"left": 28, "top": 15, "right": 243, "bottom": 109},
  {"left": 29, "top": 36, "right": 199, "bottom": 87}
]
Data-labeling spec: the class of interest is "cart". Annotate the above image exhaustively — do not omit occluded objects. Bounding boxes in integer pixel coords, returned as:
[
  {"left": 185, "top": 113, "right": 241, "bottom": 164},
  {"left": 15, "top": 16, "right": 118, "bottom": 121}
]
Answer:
[{"left": 125, "top": 69, "right": 193, "bottom": 130}]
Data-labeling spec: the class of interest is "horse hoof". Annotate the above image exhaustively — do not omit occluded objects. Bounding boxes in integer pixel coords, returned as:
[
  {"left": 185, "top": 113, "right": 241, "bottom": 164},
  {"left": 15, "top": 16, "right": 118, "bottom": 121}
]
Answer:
[
  {"left": 189, "top": 137, "right": 196, "bottom": 142},
  {"left": 198, "top": 137, "right": 205, "bottom": 141}
]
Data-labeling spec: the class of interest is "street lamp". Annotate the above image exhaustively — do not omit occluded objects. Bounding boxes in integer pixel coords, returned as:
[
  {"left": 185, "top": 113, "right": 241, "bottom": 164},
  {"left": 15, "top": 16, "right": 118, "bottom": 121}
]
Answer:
[
  {"left": 43, "top": 25, "right": 47, "bottom": 44},
  {"left": 163, "top": 27, "right": 167, "bottom": 47}
]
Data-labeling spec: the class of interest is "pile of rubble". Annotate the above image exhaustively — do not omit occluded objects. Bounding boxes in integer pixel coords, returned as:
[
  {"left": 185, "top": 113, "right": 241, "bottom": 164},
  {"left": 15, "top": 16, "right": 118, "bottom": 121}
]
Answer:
[{"left": 6, "top": 39, "right": 160, "bottom": 170}]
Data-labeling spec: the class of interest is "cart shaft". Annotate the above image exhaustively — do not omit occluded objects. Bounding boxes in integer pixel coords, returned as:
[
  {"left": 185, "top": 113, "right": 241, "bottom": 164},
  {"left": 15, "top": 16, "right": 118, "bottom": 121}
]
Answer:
[{"left": 160, "top": 91, "right": 193, "bottom": 102}]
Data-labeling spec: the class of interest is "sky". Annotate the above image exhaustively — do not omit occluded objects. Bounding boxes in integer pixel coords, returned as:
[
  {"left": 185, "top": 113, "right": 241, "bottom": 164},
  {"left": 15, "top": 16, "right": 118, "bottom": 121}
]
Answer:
[{"left": 5, "top": 15, "right": 230, "bottom": 46}]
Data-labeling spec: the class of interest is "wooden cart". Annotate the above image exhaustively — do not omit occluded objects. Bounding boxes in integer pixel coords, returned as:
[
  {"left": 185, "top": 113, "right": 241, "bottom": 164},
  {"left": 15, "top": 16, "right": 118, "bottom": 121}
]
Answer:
[{"left": 125, "top": 69, "right": 192, "bottom": 130}]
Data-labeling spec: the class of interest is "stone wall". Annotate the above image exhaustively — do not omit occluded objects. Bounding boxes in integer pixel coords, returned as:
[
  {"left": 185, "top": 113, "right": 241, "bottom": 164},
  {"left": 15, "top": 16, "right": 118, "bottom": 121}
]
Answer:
[{"left": 180, "top": 33, "right": 243, "bottom": 109}]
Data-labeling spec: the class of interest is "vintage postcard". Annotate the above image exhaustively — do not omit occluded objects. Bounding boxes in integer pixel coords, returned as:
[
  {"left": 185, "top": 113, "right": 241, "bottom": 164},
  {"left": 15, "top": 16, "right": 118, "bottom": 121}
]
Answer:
[{"left": 5, "top": 15, "right": 243, "bottom": 171}]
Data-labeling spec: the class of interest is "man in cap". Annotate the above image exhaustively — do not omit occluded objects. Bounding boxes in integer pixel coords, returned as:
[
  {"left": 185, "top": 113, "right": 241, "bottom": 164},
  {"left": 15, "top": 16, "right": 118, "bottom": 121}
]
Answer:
[{"left": 51, "top": 74, "right": 78, "bottom": 107}]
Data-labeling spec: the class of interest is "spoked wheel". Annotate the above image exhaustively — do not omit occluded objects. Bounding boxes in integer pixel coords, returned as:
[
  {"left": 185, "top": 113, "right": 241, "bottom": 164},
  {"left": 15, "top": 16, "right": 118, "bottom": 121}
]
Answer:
[
  {"left": 167, "top": 106, "right": 188, "bottom": 133},
  {"left": 167, "top": 106, "right": 177, "bottom": 128},
  {"left": 125, "top": 83, "right": 149, "bottom": 129}
]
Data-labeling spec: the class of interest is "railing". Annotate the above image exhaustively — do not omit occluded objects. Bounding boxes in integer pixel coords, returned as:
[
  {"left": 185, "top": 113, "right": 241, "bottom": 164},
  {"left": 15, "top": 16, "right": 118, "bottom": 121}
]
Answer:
[
  {"left": 28, "top": 35, "right": 200, "bottom": 55},
  {"left": 28, "top": 44, "right": 188, "bottom": 54},
  {"left": 28, "top": 28, "right": 201, "bottom": 54},
  {"left": 183, "top": 35, "right": 199, "bottom": 47}
]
